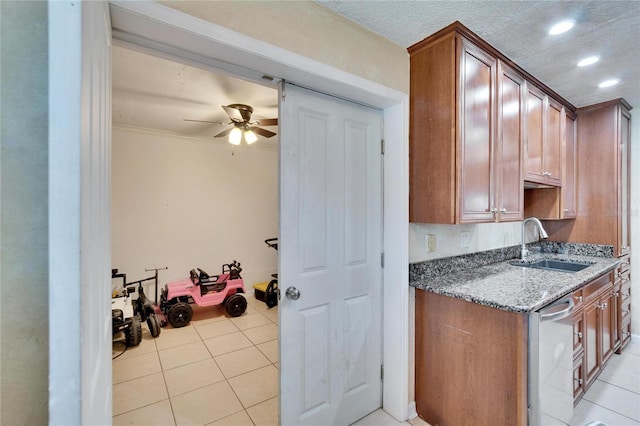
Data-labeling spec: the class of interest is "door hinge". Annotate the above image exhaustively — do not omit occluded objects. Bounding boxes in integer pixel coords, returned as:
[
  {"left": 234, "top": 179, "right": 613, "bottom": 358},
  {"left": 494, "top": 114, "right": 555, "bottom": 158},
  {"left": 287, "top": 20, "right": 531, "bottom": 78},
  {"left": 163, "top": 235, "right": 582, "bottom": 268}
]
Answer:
[
  {"left": 380, "top": 365, "right": 384, "bottom": 380},
  {"left": 381, "top": 139, "right": 385, "bottom": 155},
  {"left": 381, "top": 252, "right": 385, "bottom": 268}
]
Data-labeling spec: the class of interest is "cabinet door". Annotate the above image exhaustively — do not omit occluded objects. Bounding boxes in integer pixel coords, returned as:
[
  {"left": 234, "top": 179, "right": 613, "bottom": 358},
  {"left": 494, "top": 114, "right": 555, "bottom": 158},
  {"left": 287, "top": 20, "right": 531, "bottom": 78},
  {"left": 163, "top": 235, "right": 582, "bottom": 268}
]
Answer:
[
  {"left": 525, "top": 85, "right": 545, "bottom": 183},
  {"left": 584, "top": 302, "right": 600, "bottom": 385},
  {"left": 600, "top": 290, "right": 616, "bottom": 365},
  {"left": 573, "top": 310, "right": 585, "bottom": 358},
  {"left": 561, "top": 112, "right": 577, "bottom": 218},
  {"left": 496, "top": 62, "right": 524, "bottom": 221},
  {"left": 618, "top": 108, "right": 631, "bottom": 255},
  {"left": 573, "top": 356, "right": 585, "bottom": 404},
  {"left": 545, "top": 98, "right": 563, "bottom": 185},
  {"left": 459, "top": 38, "right": 496, "bottom": 222}
]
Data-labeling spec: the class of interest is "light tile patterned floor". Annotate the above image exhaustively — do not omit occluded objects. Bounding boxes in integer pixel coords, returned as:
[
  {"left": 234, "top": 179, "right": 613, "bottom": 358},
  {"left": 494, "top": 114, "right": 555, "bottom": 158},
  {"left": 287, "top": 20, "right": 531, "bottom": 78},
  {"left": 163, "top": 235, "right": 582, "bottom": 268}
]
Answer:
[
  {"left": 569, "top": 340, "right": 640, "bottom": 426},
  {"left": 112, "top": 295, "right": 279, "bottom": 426},
  {"left": 114, "top": 295, "right": 638, "bottom": 426}
]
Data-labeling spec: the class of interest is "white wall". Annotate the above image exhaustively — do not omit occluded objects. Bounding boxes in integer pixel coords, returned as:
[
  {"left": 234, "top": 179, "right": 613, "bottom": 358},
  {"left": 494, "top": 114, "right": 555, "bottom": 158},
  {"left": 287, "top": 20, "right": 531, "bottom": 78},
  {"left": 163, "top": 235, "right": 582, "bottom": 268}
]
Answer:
[
  {"left": 158, "top": 1, "right": 409, "bottom": 95},
  {"left": 410, "top": 221, "right": 532, "bottom": 263},
  {"left": 111, "top": 126, "right": 278, "bottom": 296}
]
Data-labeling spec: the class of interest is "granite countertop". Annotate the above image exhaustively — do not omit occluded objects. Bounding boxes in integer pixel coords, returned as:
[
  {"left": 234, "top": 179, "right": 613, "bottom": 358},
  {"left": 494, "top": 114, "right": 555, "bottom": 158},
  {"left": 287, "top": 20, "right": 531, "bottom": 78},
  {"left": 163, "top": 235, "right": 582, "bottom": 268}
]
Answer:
[{"left": 410, "top": 253, "right": 620, "bottom": 313}]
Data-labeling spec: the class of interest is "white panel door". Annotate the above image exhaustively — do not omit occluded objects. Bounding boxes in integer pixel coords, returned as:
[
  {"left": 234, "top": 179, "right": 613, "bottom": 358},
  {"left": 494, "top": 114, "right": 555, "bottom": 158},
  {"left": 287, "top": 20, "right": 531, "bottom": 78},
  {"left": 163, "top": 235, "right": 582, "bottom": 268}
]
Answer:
[{"left": 279, "top": 83, "right": 383, "bottom": 426}]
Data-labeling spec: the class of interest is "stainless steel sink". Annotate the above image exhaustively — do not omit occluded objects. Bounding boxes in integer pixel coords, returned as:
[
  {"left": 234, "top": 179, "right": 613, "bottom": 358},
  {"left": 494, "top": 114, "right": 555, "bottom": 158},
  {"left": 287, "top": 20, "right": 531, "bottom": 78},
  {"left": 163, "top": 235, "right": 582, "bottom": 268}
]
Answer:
[{"left": 511, "top": 259, "right": 593, "bottom": 273}]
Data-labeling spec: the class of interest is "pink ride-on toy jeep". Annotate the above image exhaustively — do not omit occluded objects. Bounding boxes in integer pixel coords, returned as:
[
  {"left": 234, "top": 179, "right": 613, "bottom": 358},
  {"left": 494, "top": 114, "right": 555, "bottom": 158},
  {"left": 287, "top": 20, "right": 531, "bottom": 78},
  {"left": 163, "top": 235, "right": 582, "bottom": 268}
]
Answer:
[{"left": 160, "top": 260, "right": 247, "bottom": 328}]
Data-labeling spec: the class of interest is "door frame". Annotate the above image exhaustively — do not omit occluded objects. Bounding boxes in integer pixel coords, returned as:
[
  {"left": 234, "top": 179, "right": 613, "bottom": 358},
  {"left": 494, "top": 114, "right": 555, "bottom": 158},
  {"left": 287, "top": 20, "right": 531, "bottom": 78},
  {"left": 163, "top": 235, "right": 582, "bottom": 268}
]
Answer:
[{"left": 50, "top": 0, "right": 410, "bottom": 422}]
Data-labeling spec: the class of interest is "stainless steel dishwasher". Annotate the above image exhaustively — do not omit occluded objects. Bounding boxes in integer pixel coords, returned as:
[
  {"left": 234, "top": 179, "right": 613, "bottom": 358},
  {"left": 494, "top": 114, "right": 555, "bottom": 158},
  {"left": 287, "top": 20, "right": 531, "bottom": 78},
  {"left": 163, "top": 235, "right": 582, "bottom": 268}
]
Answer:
[{"left": 529, "top": 296, "right": 575, "bottom": 425}]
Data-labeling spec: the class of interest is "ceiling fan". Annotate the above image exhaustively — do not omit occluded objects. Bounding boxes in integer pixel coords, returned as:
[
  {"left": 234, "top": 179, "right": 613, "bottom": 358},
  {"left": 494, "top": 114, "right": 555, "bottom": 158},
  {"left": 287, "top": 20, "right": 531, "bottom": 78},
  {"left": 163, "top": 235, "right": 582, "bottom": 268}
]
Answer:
[{"left": 184, "top": 104, "right": 278, "bottom": 145}]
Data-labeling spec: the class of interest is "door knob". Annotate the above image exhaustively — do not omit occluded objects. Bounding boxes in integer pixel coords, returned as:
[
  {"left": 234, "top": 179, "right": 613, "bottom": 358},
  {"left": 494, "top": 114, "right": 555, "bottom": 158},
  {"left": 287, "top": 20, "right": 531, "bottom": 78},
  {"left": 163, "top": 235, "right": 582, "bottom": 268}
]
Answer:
[{"left": 285, "top": 286, "right": 300, "bottom": 300}]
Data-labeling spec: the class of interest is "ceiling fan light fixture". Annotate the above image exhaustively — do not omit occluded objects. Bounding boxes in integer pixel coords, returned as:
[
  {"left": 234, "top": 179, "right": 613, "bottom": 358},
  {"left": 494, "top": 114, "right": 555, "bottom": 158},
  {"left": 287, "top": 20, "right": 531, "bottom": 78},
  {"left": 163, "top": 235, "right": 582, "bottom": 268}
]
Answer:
[
  {"left": 229, "top": 127, "right": 242, "bottom": 145},
  {"left": 244, "top": 129, "right": 258, "bottom": 144}
]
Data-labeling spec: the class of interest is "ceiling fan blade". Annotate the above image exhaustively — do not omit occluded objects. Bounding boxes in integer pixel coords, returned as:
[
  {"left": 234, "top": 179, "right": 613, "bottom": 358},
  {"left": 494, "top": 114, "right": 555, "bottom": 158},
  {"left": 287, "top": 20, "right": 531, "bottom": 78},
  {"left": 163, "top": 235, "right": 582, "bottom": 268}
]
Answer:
[
  {"left": 183, "top": 119, "right": 227, "bottom": 125},
  {"left": 251, "top": 126, "right": 277, "bottom": 138},
  {"left": 223, "top": 104, "right": 253, "bottom": 122},
  {"left": 256, "top": 118, "right": 278, "bottom": 126},
  {"left": 213, "top": 127, "right": 233, "bottom": 138}
]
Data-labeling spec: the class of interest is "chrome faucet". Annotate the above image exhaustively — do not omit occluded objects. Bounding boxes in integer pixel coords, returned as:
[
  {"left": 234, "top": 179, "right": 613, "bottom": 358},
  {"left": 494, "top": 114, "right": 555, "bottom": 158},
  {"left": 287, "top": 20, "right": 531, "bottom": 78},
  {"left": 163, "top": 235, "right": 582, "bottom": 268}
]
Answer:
[{"left": 521, "top": 217, "right": 549, "bottom": 260}]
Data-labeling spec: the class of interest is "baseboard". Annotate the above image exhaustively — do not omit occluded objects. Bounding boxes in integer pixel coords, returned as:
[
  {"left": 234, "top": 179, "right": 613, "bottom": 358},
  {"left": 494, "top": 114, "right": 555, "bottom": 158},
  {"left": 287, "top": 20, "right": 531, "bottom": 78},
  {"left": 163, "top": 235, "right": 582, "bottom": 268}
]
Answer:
[{"left": 407, "top": 401, "right": 417, "bottom": 420}]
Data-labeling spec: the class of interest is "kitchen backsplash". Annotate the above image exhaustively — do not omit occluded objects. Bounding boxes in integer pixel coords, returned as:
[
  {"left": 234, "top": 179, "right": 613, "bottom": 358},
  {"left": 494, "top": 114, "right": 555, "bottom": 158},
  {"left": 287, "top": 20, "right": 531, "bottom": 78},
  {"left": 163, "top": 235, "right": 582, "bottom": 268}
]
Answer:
[{"left": 409, "top": 242, "right": 615, "bottom": 283}]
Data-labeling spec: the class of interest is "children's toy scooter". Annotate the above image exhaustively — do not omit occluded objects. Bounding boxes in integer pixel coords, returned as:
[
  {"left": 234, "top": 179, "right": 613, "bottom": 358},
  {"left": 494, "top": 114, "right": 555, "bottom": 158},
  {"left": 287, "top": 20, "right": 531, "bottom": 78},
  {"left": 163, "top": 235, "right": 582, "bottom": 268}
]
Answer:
[{"left": 160, "top": 260, "right": 247, "bottom": 328}]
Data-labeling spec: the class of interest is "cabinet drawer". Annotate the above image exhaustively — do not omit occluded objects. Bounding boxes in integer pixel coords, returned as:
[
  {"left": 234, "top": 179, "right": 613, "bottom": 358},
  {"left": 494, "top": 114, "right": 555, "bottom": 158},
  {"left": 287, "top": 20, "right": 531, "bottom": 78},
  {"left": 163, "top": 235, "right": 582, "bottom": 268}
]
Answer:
[
  {"left": 616, "top": 268, "right": 630, "bottom": 283},
  {"left": 620, "top": 283, "right": 631, "bottom": 302},
  {"left": 583, "top": 272, "right": 613, "bottom": 301},
  {"left": 572, "top": 289, "right": 584, "bottom": 310},
  {"left": 620, "top": 319, "right": 632, "bottom": 348},
  {"left": 620, "top": 298, "right": 631, "bottom": 322},
  {"left": 618, "top": 254, "right": 631, "bottom": 273}
]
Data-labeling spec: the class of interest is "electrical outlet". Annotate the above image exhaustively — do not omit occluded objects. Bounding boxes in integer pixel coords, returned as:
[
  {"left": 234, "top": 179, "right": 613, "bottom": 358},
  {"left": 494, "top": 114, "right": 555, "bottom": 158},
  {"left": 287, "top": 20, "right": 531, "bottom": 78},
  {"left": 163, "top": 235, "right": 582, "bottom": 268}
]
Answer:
[
  {"left": 460, "top": 231, "right": 471, "bottom": 248},
  {"left": 427, "top": 234, "right": 436, "bottom": 252}
]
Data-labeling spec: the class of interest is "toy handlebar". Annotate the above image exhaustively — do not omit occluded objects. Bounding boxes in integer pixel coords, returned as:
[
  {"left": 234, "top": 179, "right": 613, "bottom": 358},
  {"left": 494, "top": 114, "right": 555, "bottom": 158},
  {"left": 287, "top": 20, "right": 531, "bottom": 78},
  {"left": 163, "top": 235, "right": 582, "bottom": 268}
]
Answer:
[{"left": 265, "top": 238, "right": 278, "bottom": 251}]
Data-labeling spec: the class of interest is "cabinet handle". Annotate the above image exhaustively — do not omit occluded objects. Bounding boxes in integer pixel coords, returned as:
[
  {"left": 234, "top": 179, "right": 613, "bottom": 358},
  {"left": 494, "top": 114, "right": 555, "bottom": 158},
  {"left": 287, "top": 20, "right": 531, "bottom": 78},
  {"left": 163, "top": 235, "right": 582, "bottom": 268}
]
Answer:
[
  {"left": 574, "top": 331, "right": 582, "bottom": 339},
  {"left": 500, "top": 208, "right": 507, "bottom": 213},
  {"left": 600, "top": 302, "right": 608, "bottom": 310},
  {"left": 623, "top": 309, "right": 630, "bottom": 315},
  {"left": 563, "top": 208, "right": 569, "bottom": 212},
  {"left": 615, "top": 292, "right": 620, "bottom": 298},
  {"left": 574, "top": 377, "right": 583, "bottom": 385},
  {"left": 575, "top": 296, "right": 583, "bottom": 303}
]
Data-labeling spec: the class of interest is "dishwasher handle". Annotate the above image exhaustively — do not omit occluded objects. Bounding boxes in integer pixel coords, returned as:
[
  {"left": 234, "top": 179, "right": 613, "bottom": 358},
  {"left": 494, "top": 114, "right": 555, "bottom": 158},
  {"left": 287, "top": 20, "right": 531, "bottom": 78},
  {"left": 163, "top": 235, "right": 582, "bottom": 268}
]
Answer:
[{"left": 539, "top": 297, "right": 574, "bottom": 321}]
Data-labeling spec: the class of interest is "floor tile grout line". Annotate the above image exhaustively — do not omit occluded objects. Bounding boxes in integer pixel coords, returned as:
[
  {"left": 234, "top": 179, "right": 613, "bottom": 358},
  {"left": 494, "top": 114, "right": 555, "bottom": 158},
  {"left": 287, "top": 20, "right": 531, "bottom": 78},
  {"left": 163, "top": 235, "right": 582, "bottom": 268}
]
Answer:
[
  {"left": 580, "top": 399, "right": 640, "bottom": 423},
  {"left": 114, "top": 305, "right": 279, "bottom": 424},
  {"left": 112, "top": 397, "right": 174, "bottom": 420},
  {"left": 595, "top": 376, "right": 640, "bottom": 396}
]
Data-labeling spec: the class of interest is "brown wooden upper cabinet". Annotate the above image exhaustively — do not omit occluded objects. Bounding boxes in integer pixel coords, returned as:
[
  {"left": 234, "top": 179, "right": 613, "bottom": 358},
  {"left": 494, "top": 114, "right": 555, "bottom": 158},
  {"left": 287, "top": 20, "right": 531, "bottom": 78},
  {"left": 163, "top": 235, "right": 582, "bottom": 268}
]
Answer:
[
  {"left": 525, "top": 85, "right": 564, "bottom": 186},
  {"left": 408, "top": 22, "right": 573, "bottom": 224}
]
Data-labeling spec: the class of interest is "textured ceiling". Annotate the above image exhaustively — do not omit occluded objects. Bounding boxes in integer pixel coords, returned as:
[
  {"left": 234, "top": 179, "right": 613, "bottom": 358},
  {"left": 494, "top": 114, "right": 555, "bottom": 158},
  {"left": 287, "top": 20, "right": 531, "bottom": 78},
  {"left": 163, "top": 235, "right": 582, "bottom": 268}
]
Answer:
[
  {"left": 318, "top": 0, "right": 640, "bottom": 108},
  {"left": 113, "top": 1, "right": 640, "bottom": 140}
]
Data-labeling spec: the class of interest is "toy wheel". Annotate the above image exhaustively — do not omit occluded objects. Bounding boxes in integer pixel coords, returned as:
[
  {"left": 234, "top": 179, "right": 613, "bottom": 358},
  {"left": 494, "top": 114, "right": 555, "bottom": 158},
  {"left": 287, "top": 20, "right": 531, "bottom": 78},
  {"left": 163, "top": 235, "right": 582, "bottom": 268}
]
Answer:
[
  {"left": 167, "top": 302, "right": 193, "bottom": 328},
  {"left": 125, "top": 317, "right": 142, "bottom": 347},
  {"left": 265, "top": 279, "right": 278, "bottom": 309},
  {"left": 225, "top": 294, "right": 247, "bottom": 317},
  {"left": 147, "top": 314, "right": 161, "bottom": 338}
]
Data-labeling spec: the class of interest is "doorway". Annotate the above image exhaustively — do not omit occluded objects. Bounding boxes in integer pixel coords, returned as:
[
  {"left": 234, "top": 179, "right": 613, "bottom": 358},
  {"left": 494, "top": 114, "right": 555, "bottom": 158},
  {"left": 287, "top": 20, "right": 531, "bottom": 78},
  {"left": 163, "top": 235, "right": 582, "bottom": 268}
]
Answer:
[
  {"left": 111, "top": 46, "right": 281, "bottom": 424},
  {"left": 49, "top": 2, "right": 409, "bottom": 423}
]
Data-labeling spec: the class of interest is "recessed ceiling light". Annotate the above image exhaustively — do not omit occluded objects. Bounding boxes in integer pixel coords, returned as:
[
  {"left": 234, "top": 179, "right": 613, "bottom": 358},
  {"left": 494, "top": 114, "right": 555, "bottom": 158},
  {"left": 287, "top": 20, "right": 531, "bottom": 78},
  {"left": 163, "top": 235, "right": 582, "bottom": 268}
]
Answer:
[
  {"left": 599, "top": 79, "right": 620, "bottom": 88},
  {"left": 549, "top": 20, "right": 575, "bottom": 35},
  {"left": 577, "top": 56, "right": 600, "bottom": 67}
]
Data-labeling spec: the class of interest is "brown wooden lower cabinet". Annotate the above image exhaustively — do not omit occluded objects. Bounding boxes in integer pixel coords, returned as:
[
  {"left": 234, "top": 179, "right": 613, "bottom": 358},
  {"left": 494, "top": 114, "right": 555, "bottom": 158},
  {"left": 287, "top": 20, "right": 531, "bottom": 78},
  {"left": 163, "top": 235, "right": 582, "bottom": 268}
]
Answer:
[
  {"left": 415, "top": 290, "right": 528, "bottom": 426},
  {"left": 571, "top": 271, "right": 618, "bottom": 401},
  {"left": 615, "top": 254, "right": 632, "bottom": 353},
  {"left": 415, "top": 269, "right": 629, "bottom": 425}
]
